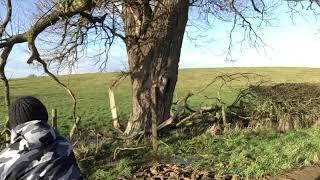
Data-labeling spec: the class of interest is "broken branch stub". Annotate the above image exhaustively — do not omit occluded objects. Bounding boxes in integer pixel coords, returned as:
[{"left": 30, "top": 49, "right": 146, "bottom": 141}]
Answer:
[{"left": 69, "top": 116, "right": 81, "bottom": 139}]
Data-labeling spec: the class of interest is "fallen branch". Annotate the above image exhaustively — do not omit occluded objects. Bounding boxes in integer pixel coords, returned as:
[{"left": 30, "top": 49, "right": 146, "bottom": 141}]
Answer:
[
  {"left": 156, "top": 92, "right": 200, "bottom": 130},
  {"left": 116, "top": 73, "right": 262, "bottom": 141},
  {"left": 176, "top": 112, "right": 199, "bottom": 127},
  {"left": 157, "top": 116, "right": 175, "bottom": 130},
  {"left": 113, "top": 146, "right": 146, "bottom": 159},
  {"left": 229, "top": 111, "right": 251, "bottom": 120}
]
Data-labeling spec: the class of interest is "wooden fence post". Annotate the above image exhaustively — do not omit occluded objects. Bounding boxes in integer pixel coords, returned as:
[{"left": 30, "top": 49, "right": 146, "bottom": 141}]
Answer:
[
  {"left": 217, "top": 91, "right": 227, "bottom": 126},
  {"left": 108, "top": 88, "right": 122, "bottom": 133},
  {"left": 151, "top": 86, "right": 158, "bottom": 151},
  {"left": 5, "top": 116, "right": 9, "bottom": 147},
  {"left": 51, "top": 109, "right": 58, "bottom": 132}
]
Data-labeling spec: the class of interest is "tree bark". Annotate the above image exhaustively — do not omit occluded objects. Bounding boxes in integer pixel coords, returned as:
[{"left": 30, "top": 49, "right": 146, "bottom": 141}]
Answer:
[{"left": 122, "top": 1, "right": 189, "bottom": 136}]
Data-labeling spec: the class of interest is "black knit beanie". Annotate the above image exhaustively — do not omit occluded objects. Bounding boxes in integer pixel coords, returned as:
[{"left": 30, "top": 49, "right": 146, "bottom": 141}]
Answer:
[{"left": 8, "top": 96, "right": 48, "bottom": 129}]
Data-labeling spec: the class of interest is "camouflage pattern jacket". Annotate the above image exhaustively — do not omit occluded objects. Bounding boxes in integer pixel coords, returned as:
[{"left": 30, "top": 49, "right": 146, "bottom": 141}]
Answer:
[{"left": 0, "top": 120, "right": 82, "bottom": 180}]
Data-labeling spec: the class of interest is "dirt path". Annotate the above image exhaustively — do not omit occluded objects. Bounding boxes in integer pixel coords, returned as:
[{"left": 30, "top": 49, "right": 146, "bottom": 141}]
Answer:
[{"left": 270, "top": 166, "right": 320, "bottom": 180}]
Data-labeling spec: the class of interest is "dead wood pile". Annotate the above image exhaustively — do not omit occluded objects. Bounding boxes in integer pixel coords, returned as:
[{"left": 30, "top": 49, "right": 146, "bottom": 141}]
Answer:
[
  {"left": 161, "top": 82, "right": 320, "bottom": 136},
  {"left": 242, "top": 83, "right": 320, "bottom": 131}
]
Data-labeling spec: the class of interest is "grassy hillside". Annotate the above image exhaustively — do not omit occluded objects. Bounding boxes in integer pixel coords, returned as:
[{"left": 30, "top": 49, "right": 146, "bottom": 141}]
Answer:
[
  {"left": 1, "top": 67, "right": 320, "bottom": 135},
  {"left": 3, "top": 67, "right": 320, "bottom": 178}
]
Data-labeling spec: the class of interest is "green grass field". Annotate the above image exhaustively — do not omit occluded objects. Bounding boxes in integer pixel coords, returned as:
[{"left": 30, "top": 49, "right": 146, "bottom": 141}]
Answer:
[
  {"left": 158, "top": 128, "right": 320, "bottom": 177},
  {"left": 2, "top": 67, "right": 320, "bottom": 178},
  {"left": 2, "top": 67, "right": 320, "bottom": 135}
]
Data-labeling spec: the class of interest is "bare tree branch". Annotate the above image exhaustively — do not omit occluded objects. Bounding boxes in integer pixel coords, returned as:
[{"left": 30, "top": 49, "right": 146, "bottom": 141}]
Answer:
[
  {"left": 250, "top": 0, "right": 263, "bottom": 13},
  {"left": 0, "top": 0, "right": 93, "bottom": 48},
  {"left": 0, "top": 0, "right": 12, "bottom": 38},
  {"left": 28, "top": 39, "right": 78, "bottom": 124}
]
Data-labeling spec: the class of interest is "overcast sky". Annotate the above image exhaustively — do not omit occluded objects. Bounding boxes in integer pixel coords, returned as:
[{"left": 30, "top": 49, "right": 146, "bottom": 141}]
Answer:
[{"left": 2, "top": 1, "right": 320, "bottom": 78}]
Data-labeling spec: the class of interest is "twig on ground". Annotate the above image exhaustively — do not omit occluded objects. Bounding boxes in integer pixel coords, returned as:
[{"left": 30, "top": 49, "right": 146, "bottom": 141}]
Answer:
[
  {"left": 113, "top": 146, "right": 146, "bottom": 159},
  {"left": 159, "top": 140, "right": 169, "bottom": 147},
  {"left": 176, "top": 112, "right": 200, "bottom": 127}
]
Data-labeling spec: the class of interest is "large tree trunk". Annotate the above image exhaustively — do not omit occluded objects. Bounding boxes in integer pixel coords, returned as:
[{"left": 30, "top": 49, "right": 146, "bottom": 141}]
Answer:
[{"left": 122, "top": 1, "right": 189, "bottom": 136}]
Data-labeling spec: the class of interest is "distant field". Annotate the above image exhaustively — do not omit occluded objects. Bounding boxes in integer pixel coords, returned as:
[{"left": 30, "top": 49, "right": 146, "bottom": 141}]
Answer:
[{"left": 1, "top": 67, "right": 320, "bottom": 135}]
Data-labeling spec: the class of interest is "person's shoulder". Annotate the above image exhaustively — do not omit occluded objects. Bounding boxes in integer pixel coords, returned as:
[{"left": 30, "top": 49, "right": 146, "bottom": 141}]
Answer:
[{"left": 0, "top": 141, "right": 26, "bottom": 157}]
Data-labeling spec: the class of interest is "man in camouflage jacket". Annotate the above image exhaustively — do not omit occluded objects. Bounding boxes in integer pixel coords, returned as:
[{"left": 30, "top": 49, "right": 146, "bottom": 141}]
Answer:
[{"left": 0, "top": 96, "right": 82, "bottom": 180}]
